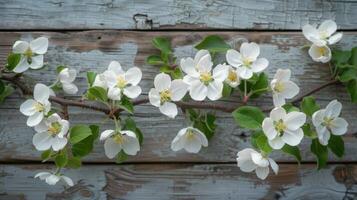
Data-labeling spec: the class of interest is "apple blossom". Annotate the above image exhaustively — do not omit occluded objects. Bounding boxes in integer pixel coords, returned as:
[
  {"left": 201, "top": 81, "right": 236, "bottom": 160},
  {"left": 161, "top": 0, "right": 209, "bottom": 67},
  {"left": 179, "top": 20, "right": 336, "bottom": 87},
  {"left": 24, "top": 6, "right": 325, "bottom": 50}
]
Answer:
[
  {"left": 104, "top": 61, "right": 142, "bottom": 101},
  {"left": 308, "top": 44, "right": 332, "bottom": 63},
  {"left": 100, "top": 129, "right": 140, "bottom": 159},
  {"left": 12, "top": 37, "right": 48, "bottom": 73},
  {"left": 302, "top": 20, "right": 343, "bottom": 47},
  {"left": 225, "top": 64, "right": 241, "bottom": 88},
  {"left": 35, "top": 171, "right": 73, "bottom": 186},
  {"left": 270, "top": 69, "right": 299, "bottom": 107},
  {"left": 236, "top": 148, "right": 278, "bottom": 180},
  {"left": 20, "top": 83, "right": 51, "bottom": 127},
  {"left": 312, "top": 100, "right": 348, "bottom": 145},
  {"left": 58, "top": 68, "right": 78, "bottom": 94},
  {"left": 149, "top": 73, "right": 188, "bottom": 118},
  {"left": 93, "top": 73, "right": 107, "bottom": 89},
  {"left": 32, "top": 113, "right": 69, "bottom": 151},
  {"left": 171, "top": 127, "right": 208, "bottom": 153},
  {"left": 180, "top": 50, "right": 228, "bottom": 101},
  {"left": 262, "top": 107, "right": 306, "bottom": 149},
  {"left": 226, "top": 42, "right": 269, "bottom": 79}
]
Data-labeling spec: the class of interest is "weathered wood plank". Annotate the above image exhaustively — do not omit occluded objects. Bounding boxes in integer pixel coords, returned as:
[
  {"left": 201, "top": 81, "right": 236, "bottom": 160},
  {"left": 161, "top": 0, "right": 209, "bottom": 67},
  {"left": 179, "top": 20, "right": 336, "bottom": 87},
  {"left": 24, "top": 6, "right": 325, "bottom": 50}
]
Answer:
[
  {"left": 1, "top": 0, "right": 357, "bottom": 30},
  {"left": 1, "top": 164, "right": 357, "bottom": 200},
  {"left": 0, "top": 31, "right": 357, "bottom": 163}
]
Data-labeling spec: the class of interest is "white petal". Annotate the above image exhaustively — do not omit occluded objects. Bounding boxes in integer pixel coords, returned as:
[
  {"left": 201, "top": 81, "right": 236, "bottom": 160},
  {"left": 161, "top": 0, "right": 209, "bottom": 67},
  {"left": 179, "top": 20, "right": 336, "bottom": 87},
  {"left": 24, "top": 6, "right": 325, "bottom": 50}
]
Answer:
[
  {"left": 312, "top": 110, "right": 325, "bottom": 127},
  {"left": 29, "top": 55, "right": 44, "bottom": 69},
  {"left": 159, "top": 102, "right": 178, "bottom": 118},
  {"left": 51, "top": 137, "right": 68, "bottom": 151},
  {"left": 212, "top": 64, "right": 229, "bottom": 82},
  {"left": 154, "top": 73, "right": 171, "bottom": 91},
  {"left": 255, "top": 167, "right": 269, "bottom": 180},
  {"left": 30, "top": 37, "right": 48, "bottom": 54},
  {"left": 331, "top": 117, "right": 348, "bottom": 135},
  {"left": 194, "top": 50, "right": 210, "bottom": 66},
  {"left": 20, "top": 99, "right": 37, "bottom": 116},
  {"left": 262, "top": 118, "right": 278, "bottom": 140},
  {"left": 302, "top": 24, "right": 320, "bottom": 44},
  {"left": 268, "top": 136, "right": 285, "bottom": 150},
  {"left": 328, "top": 33, "right": 343, "bottom": 45},
  {"left": 58, "top": 120, "right": 69, "bottom": 138},
  {"left": 196, "top": 54, "right": 213, "bottom": 73},
  {"left": 317, "top": 126, "right": 330, "bottom": 146},
  {"left": 274, "top": 69, "right": 291, "bottom": 81},
  {"left": 121, "top": 131, "right": 140, "bottom": 156},
  {"left": 100, "top": 130, "right": 115, "bottom": 141},
  {"left": 207, "top": 81, "right": 223, "bottom": 101},
  {"left": 251, "top": 58, "right": 268, "bottom": 73},
  {"left": 318, "top": 20, "right": 337, "bottom": 37},
  {"left": 108, "top": 87, "right": 121, "bottom": 101},
  {"left": 308, "top": 45, "right": 331, "bottom": 63},
  {"left": 270, "top": 107, "right": 286, "bottom": 121},
  {"left": 35, "top": 172, "right": 51, "bottom": 180},
  {"left": 226, "top": 49, "right": 243, "bottom": 68},
  {"left": 189, "top": 81, "right": 207, "bottom": 101},
  {"left": 59, "top": 68, "right": 76, "bottom": 83},
  {"left": 325, "top": 100, "right": 342, "bottom": 118},
  {"left": 251, "top": 152, "right": 269, "bottom": 167},
  {"left": 272, "top": 93, "right": 286, "bottom": 107},
  {"left": 34, "top": 83, "right": 50, "bottom": 103},
  {"left": 282, "top": 129, "right": 304, "bottom": 146},
  {"left": 281, "top": 81, "right": 299, "bottom": 99},
  {"left": 61, "top": 176, "right": 74, "bottom": 187},
  {"left": 104, "top": 138, "right": 121, "bottom": 159},
  {"left": 268, "top": 158, "right": 279, "bottom": 175},
  {"left": 184, "top": 137, "right": 203, "bottom": 153},
  {"left": 148, "top": 88, "right": 160, "bottom": 107},
  {"left": 195, "top": 128, "right": 208, "bottom": 147},
  {"left": 237, "top": 148, "right": 257, "bottom": 172},
  {"left": 180, "top": 58, "right": 199, "bottom": 77},
  {"left": 125, "top": 67, "right": 142, "bottom": 86},
  {"left": 240, "top": 42, "right": 260, "bottom": 60},
  {"left": 62, "top": 83, "right": 78, "bottom": 94},
  {"left": 13, "top": 41, "right": 29, "bottom": 53},
  {"left": 27, "top": 112, "right": 44, "bottom": 127},
  {"left": 284, "top": 112, "right": 306, "bottom": 130},
  {"left": 123, "top": 85, "right": 141, "bottom": 99},
  {"left": 34, "top": 120, "right": 48, "bottom": 133},
  {"left": 170, "top": 80, "right": 188, "bottom": 101},
  {"left": 171, "top": 128, "right": 188, "bottom": 151},
  {"left": 46, "top": 175, "right": 60, "bottom": 185},
  {"left": 236, "top": 67, "right": 253, "bottom": 80},
  {"left": 13, "top": 57, "right": 30, "bottom": 73},
  {"left": 108, "top": 61, "right": 124, "bottom": 75},
  {"left": 93, "top": 73, "right": 107, "bottom": 89},
  {"left": 32, "top": 132, "right": 52, "bottom": 151}
]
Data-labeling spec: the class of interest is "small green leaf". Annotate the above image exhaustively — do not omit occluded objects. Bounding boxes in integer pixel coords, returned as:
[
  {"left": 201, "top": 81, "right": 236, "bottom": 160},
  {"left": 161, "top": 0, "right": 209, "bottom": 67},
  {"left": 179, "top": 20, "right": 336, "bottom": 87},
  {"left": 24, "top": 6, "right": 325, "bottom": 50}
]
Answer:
[
  {"left": 205, "top": 113, "right": 216, "bottom": 133},
  {"left": 311, "top": 138, "right": 328, "bottom": 169},
  {"left": 152, "top": 37, "right": 171, "bottom": 55},
  {"left": 86, "top": 71, "right": 97, "bottom": 87},
  {"left": 69, "top": 125, "right": 92, "bottom": 144},
  {"left": 171, "top": 68, "right": 182, "bottom": 79},
  {"left": 6, "top": 53, "right": 21, "bottom": 71},
  {"left": 350, "top": 47, "right": 357, "bottom": 65},
  {"left": 222, "top": 83, "right": 233, "bottom": 97},
  {"left": 123, "top": 118, "right": 143, "bottom": 145},
  {"left": 66, "top": 157, "right": 82, "bottom": 169},
  {"left": 282, "top": 103, "right": 300, "bottom": 112},
  {"left": 302, "top": 124, "right": 316, "bottom": 138},
  {"left": 282, "top": 145, "right": 301, "bottom": 163},
  {"left": 346, "top": 79, "right": 357, "bottom": 103},
  {"left": 332, "top": 50, "right": 351, "bottom": 64},
  {"left": 71, "top": 125, "right": 99, "bottom": 157},
  {"left": 41, "top": 149, "right": 52, "bottom": 161},
  {"left": 328, "top": 135, "right": 344, "bottom": 158},
  {"left": 0, "top": 85, "right": 14, "bottom": 103},
  {"left": 56, "top": 65, "right": 66, "bottom": 74},
  {"left": 54, "top": 150, "right": 68, "bottom": 168},
  {"left": 251, "top": 131, "right": 272, "bottom": 153},
  {"left": 301, "top": 96, "right": 320, "bottom": 117},
  {"left": 250, "top": 73, "right": 269, "bottom": 98},
  {"left": 88, "top": 86, "right": 108, "bottom": 102},
  {"left": 0, "top": 80, "right": 5, "bottom": 94},
  {"left": 232, "top": 106, "right": 265, "bottom": 130},
  {"left": 117, "top": 96, "right": 134, "bottom": 114},
  {"left": 147, "top": 55, "right": 164, "bottom": 65},
  {"left": 195, "top": 35, "right": 230, "bottom": 53},
  {"left": 116, "top": 150, "right": 128, "bottom": 164},
  {"left": 339, "top": 68, "right": 357, "bottom": 82}
]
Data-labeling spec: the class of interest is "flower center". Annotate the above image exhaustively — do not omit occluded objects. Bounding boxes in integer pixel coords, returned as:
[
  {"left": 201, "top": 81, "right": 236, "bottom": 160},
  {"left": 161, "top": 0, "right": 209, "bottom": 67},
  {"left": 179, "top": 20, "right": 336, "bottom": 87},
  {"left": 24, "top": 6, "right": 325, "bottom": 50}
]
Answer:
[
  {"left": 185, "top": 130, "right": 196, "bottom": 140},
  {"left": 34, "top": 102, "right": 45, "bottom": 112},
  {"left": 113, "top": 134, "right": 125, "bottom": 144},
  {"left": 273, "top": 82, "right": 285, "bottom": 93},
  {"left": 48, "top": 122, "right": 62, "bottom": 135},
  {"left": 322, "top": 116, "right": 334, "bottom": 127},
  {"left": 274, "top": 119, "right": 286, "bottom": 136},
  {"left": 200, "top": 72, "right": 213, "bottom": 85},
  {"left": 242, "top": 58, "right": 253, "bottom": 67},
  {"left": 159, "top": 89, "right": 172, "bottom": 103},
  {"left": 116, "top": 76, "right": 127, "bottom": 89},
  {"left": 317, "top": 47, "right": 328, "bottom": 56},
  {"left": 227, "top": 69, "right": 238, "bottom": 82},
  {"left": 25, "top": 48, "right": 33, "bottom": 63}
]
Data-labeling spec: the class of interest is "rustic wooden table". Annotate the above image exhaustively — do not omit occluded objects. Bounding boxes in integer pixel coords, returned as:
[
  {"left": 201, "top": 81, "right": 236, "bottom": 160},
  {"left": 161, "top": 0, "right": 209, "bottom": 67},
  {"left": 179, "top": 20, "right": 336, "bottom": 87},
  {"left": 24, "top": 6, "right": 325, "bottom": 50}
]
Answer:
[{"left": 1, "top": 1, "right": 357, "bottom": 199}]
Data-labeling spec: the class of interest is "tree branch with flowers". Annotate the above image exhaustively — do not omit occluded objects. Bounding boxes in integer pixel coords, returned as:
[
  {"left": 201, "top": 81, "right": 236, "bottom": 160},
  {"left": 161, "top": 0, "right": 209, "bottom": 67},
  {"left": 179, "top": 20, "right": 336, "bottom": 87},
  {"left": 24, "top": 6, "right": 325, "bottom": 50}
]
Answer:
[{"left": 0, "top": 19, "right": 356, "bottom": 186}]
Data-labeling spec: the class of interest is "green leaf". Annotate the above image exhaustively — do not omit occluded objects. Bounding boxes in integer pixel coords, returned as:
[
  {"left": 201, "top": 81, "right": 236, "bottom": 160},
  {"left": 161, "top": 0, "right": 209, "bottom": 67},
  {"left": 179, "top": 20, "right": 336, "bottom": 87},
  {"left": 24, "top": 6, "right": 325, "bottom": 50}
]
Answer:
[
  {"left": 66, "top": 157, "right": 82, "bottom": 169},
  {"left": 282, "top": 145, "right": 301, "bottom": 163},
  {"left": 205, "top": 113, "right": 216, "bottom": 133},
  {"left": 123, "top": 118, "right": 143, "bottom": 145},
  {"left": 250, "top": 73, "right": 269, "bottom": 98},
  {"left": 332, "top": 50, "right": 351, "bottom": 64},
  {"left": 71, "top": 125, "right": 99, "bottom": 157},
  {"left": 41, "top": 149, "right": 52, "bottom": 161},
  {"left": 170, "top": 68, "right": 183, "bottom": 79},
  {"left": 350, "top": 47, "right": 357, "bottom": 65},
  {"left": 117, "top": 96, "right": 134, "bottom": 114},
  {"left": 195, "top": 35, "right": 230, "bottom": 53},
  {"left": 116, "top": 150, "right": 128, "bottom": 164},
  {"left": 152, "top": 37, "right": 171, "bottom": 55},
  {"left": 301, "top": 96, "right": 320, "bottom": 117},
  {"left": 346, "top": 79, "right": 357, "bottom": 103},
  {"left": 187, "top": 110, "right": 216, "bottom": 140},
  {"left": 54, "top": 150, "right": 68, "bottom": 168},
  {"left": 328, "top": 135, "right": 344, "bottom": 158},
  {"left": 311, "top": 138, "right": 328, "bottom": 169},
  {"left": 0, "top": 85, "right": 14, "bottom": 103},
  {"left": 69, "top": 125, "right": 92, "bottom": 144},
  {"left": 88, "top": 86, "right": 108, "bottom": 102},
  {"left": 6, "top": 53, "right": 21, "bottom": 71},
  {"left": 232, "top": 106, "right": 265, "bottom": 130},
  {"left": 86, "top": 71, "right": 97, "bottom": 87},
  {"left": 339, "top": 67, "right": 357, "bottom": 82},
  {"left": 147, "top": 55, "right": 164, "bottom": 65},
  {"left": 222, "top": 83, "right": 233, "bottom": 97},
  {"left": 251, "top": 131, "right": 272, "bottom": 153},
  {"left": 302, "top": 124, "right": 316, "bottom": 138},
  {"left": 282, "top": 103, "right": 300, "bottom": 112},
  {"left": 0, "top": 80, "right": 5, "bottom": 94},
  {"left": 56, "top": 65, "right": 66, "bottom": 74}
]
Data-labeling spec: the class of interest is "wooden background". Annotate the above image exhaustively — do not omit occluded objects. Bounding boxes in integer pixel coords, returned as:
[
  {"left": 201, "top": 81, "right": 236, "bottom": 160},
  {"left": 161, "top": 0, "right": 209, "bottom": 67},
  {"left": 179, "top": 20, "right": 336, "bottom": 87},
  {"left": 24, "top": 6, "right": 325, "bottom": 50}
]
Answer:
[{"left": 1, "top": 1, "right": 357, "bottom": 199}]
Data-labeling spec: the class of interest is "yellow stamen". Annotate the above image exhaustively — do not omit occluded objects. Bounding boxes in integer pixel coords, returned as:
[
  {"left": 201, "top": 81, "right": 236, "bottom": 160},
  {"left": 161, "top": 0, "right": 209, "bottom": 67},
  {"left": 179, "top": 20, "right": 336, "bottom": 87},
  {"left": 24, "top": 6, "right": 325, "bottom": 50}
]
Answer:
[
  {"left": 227, "top": 69, "right": 238, "bottom": 82},
  {"left": 116, "top": 76, "right": 127, "bottom": 88},
  {"left": 274, "top": 82, "right": 285, "bottom": 93},
  {"left": 185, "top": 130, "right": 196, "bottom": 140},
  {"left": 317, "top": 47, "right": 328, "bottom": 56},
  {"left": 34, "top": 102, "right": 45, "bottom": 112},
  {"left": 159, "top": 89, "right": 172, "bottom": 103},
  {"left": 113, "top": 134, "right": 125, "bottom": 144},
  {"left": 274, "top": 119, "right": 286, "bottom": 136},
  {"left": 48, "top": 122, "right": 62, "bottom": 135},
  {"left": 242, "top": 58, "right": 253, "bottom": 67},
  {"left": 322, "top": 117, "right": 334, "bottom": 127},
  {"left": 25, "top": 48, "right": 33, "bottom": 63},
  {"left": 200, "top": 71, "right": 213, "bottom": 85}
]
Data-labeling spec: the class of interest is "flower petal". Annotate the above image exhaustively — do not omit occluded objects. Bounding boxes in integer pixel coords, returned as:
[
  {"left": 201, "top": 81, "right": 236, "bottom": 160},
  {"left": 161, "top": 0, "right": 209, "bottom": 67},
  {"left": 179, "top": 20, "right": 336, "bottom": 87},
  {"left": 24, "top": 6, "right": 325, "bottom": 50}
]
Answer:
[
  {"left": 255, "top": 167, "right": 269, "bottom": 180},
  {"left": 34, "top": 120, "right": 48, "bottom": 133},
  {"left": 27, "top": 112, "right": 44, "bottom": 127},
  {"left": 272, "top": 93, "right": 286, "bottom": 107},
  {"left": 34, "top": 83, "right": 50, "bottom": 103},
  {"left": 184, "top": 137, "right": 203, "bottom": 153},
  {"left": 51, "top": 137, "right": 68, "bottom": 151},
  {"left": 108, "top": 87, "right": 121, "bottom": 101},
  {"left": 251, "top": 58, "right": 268, "bottom": 73},
  {"left": 125, "top": 67, "right": 142, "bottom": 86},
  {"left": 46, "top": 174, "right": 60, "bottom": 185},
  {"left": 312, "top": 109, "right": 325, "bottom": 127},
  {"left": 148, "top": 88, "right": 161, "bottom": 107},
  {"left": 207, "top": 81, "right": 223, "bottom": 101},
  {"left": 212, "top": 64, "right": 229, "bottom": 82},
  {"left": 328, "top": 33, "right": 343, "bottom": 45},
  {"left": 273, "top": 69, "right": 291, "bottom": 81},
  {"left": 104, "top": 138, "right": 121, "bottom": 159},
  {"left": 59, "top": 68, "right": 76, "bottom": 83},
  {"left": 123, "top": 85, "right": 141, "bottom": 99},
  {"left": 236, "top": 66, "right": 253, "bottom": 80},
  {"left": 240, "top": 42, "right": 260, "bottom": 60},
  {"left": 171, "top": 128, "right": 188, "bottom": 152},
  {"left": 194, "top": 50, "right": 210, "bottom": 66},
  {"left": 13, "top": 41, "right": 29, "bottom": 54},
  {"left": 170, "top": 80, "right": 188, "bottom": 101},
  {"left": 159, "top": 102, "right": 178, "bottom": 118},
  {"left": 268, "top": 158, "right": 279, "bottom": 175},
  {"left": 196, "top": 54, "right": 213, "bottom": 72},
  {"left": 302, "top": 24, "right": 321, "bottom": 44},
  {"left": 62, "top": 83, "right": 78, "bottom": 95},
  {"left": 13, "top": 56, "right": 30, "bottom": 73},
  {"left": 268, "top": 136, "right": 285, "bottom": 150},
  {"left": 281, "top": 81, "right": 299, "bottom": 99},
  {"left": 122, "top": 131, "right": 140, "bottom": 156},
  {"left": 32, "top": 132, "right": 52, "bottom": 151},
  {"left": 154, "top": 73, "right": 171, "bottom": 92},
  {"left": 284, "top": 111, "right": 306, "bottom": 130},
  {"left": 318, "top": 20, "right": 337, "bottom": 37},
  {"left": 61, "top": 176, "right": 74, "bottom": 187},
  {"left": 251, "top": 152, "right": 269, "bottom": 167},
  {"left": 262, "top": 118, "right": 278, "bottom": 140},
  {"left": 29, "top": 55, "right": 44, "bottom": 69},
  {"left": 331, "top": 117, "right": 348, "bottom": 135},
  {"left": 180, "top": 58, "right": 199, "bottom": 77},
  {"left": 316, "top": 126, "right": 330, "bottom": 146},
  {"left": 20, "top": 99, "right": 37, "bottom": 116},
  {"left": 308, "top": 45, "right": 331, "bottom": 63},
  {"left": 34, "top": 172, "right": 51, "bottom": 180},
  {"left": 270, "top": 107, "right": 286, "bottom": 121},
  {"left": 282, "top": 129, "right": 304, "bottom": 146},
  {"left": 108, "top": 61, "right": 124, "bottom": 75},
  {"left": 100, "top": 130, "right": 115, "bottom": 141},
  {"left": 226, "top": 49, "right": 243, "bottom": 68},
  {"left": 325, "top": 99, "right": 342, "bottom": 118},
  {"left": 30, "top": 37, "right": 48, "bottom": 54},
  {"left": 189, "top": 81, "right": 207, "bottom": 101}
]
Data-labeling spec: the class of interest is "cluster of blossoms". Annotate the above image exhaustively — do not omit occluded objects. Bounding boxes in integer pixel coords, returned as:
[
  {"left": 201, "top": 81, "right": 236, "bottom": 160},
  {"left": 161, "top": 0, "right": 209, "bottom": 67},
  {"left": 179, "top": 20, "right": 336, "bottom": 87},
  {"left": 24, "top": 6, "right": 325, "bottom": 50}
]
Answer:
[{"left": 8, "top": 19, "right": 350, "bottom": 186}]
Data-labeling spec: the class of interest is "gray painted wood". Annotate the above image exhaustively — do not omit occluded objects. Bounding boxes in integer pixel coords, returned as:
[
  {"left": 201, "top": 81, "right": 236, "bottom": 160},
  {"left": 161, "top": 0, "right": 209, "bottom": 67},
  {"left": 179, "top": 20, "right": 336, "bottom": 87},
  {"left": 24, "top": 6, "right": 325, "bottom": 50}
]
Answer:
[
  {"left": 0, "top": 31, "right": 356, "bottom": 163},
  {"left": 1, "top": 0, "right": 357, "bottom": 30},
  {"left": 1, "top": 164, "right": 357, "bottom": 200}
]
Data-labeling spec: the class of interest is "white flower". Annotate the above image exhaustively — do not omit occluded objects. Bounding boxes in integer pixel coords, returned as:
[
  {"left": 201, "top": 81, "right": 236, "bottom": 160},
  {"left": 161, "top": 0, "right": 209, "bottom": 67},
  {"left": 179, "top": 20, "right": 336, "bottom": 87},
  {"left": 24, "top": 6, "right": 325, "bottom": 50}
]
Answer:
[
  {"left": 100, "top": 129, "right": 140, "bottom": 159},
  {"left": 180, "top": 50, "right": 228, "bottom": 101},
  {"left": 32, "top": 113, "right": 69, "bottom": 151},
  {"left": 226, "top": 42, "right": 269, "bottom": 80},
  {"left": 171, "top": 127, "right": 208, "bottom": 153},
  {"left": 58, "top": 68, "right": 78, "bottom": 94},
  {"left": 35, "top": 171, "right": 73, "bottom": 186},
  {"left": 104, "top": 61, "right": 142, "bottom": 100},
  {"left": 302, "top": 20, "right": 343, "bottom": 47},
  {"left": 271, "top": 69, "right": 299, "bottom": 107},
  {"left": 225, "top": 64, "right": 241, "bottom": 88},
  {"left": 93, "top": 73, "right": 107, "bottom": 89},
  {"left": 20, "top": 83, "right": 51, "bottom": 127},
  {"left": 312, "top": 100, "right": 348, "bottom": 145},
  {"left": 236, "top": 148, "right": 278, "bottom": 180},
  {"left": 308, "top": 44, "right": 332, "bottom": 63},
  {"left": 12, "top": 37, "right": 48, "bottom": 73},
  {"left": 149, "top": 73, "right": 188, "bottom": 118},
  {"left": 262, "top": 107, "right": 306, "bottom": 149}
]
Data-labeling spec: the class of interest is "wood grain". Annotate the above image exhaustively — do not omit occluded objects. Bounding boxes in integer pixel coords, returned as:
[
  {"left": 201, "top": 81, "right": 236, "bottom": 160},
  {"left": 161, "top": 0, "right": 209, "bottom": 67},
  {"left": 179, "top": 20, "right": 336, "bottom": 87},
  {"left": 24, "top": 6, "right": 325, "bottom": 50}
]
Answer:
[
  {"left": 1, "top": 163, "right": 357, "bottom": 200},
  {"left": 1, "top": 0, "right": 357, "bottom": 30},
  {"left": 0, "top": 31, "right": 357, "bottom": 163}
]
